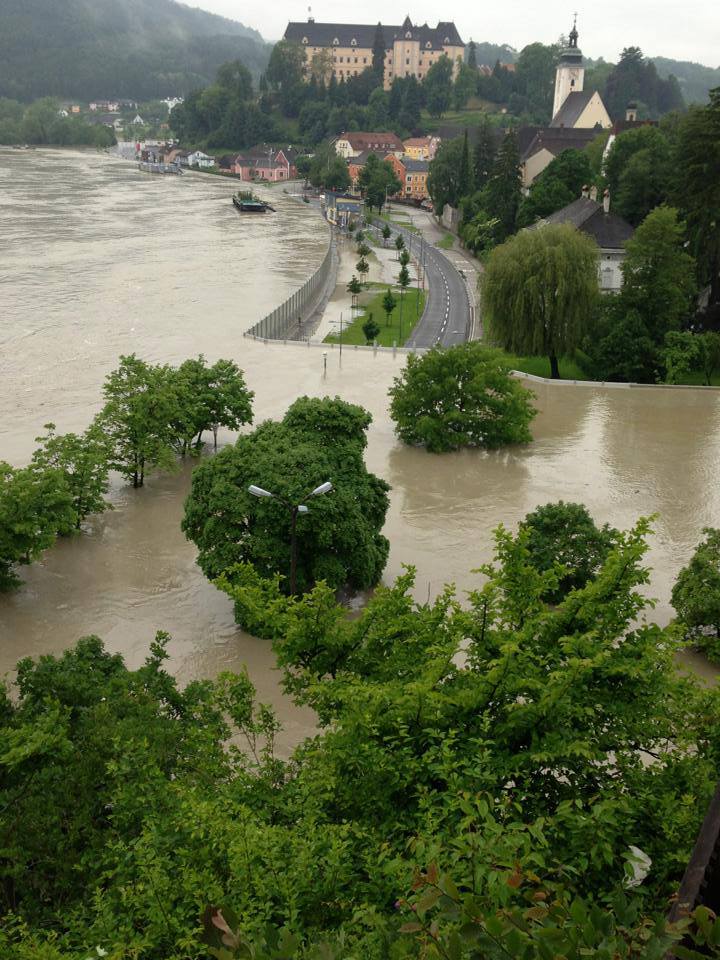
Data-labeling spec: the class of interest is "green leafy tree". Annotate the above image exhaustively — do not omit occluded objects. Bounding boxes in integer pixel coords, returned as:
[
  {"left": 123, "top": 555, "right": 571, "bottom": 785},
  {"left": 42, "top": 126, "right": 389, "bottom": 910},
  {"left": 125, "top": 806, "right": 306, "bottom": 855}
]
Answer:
[
  {"left": 396, "top": 263, "right": 411, "bottom": 339},
  {"left": 371, "top": 23, "right": 386, "bottom": 83},
  {"left": 620, "top": 206, "right": 696, "bottom": 343},
  {"left": 483, "top": 223, "right": 599, "bottom": 378},
  {"left": 585, "top": 301, "right": 659, "bottom": 383},
  {"left": 381, "top": 287, "right": 396, "bottom": 325},
  {"left": 169, "top": 356, "right": 254, "bottom": 454},
  {"left": 605, "top": 125, "right": 671, "bottom": 199},
  {"left": 356, "top": 256, "right": 369, "bottom": 284},
  {"left": 362, "top": 314, "right": 380, "bottom": 344},
  {"left": 182, "top": 396, "right": 390, "bottom": 596},
  {"left": 31, "top": 423, "right": 111, "bottom": 531},
  {"left": 216, "top": 60, "right": 253, "bottom": 101},
  {"left": 346, "top": 274, "right": 361, "bottom": 312},
  {"left": 520, "top": 501, "right": 619, "bottom": 604},
  {"left": 357, "top": 153, "right": 400, "bottom": 211},
  {"left": 467, "top": 40, "right": 477, "bottom": 69},
  {"left": 381, "top": 223, "right": 391, "bottom": 246},
  {"left": 517, "top": 149, "right": 593, "bottom": 227},
  {"left": 99, "top": 354, "right": 178, "bottom": 488},
  {"left": 423, "top": 55, "right": 454, "bottom": 118},
  {"left": 428, "top": 136, "right": 465, "bottom": 213},
  {"left": 473, "top": 116, "right": 497, "bottom": 188},
  {"left": 453, "top": 62, "right": 478, "bottom": 110},
  {"left": 673, "top": 89, "right": 720, "bottom": 309},
  {"left": 663, "top": 330, "right": 701, "bottom": 384},
  {"left": 366, "top": 87, "right": 389, "bottom": 129},
  {"left": 356, "top": 241, "right": 371, "bottom": 259},
  {"left": 513, "top": 42, "right": 558, "bottom": 120},
  {"left": 672, "top": 528, "right": 720, "bottom": 658},
  {"left": 394, "top": 233, "right": 405, "bottom": 258},
  {"left": 389, "top": 343, "right": 536, "bottom": 452},
  {"left": 483, "top": 130, "right": 522, "bottom": 239},
  {"left": 458, "top": 129, "right": 474, "bottom": 199},
  {"left": 0, "top": 462, "right": 74, "bottom": 589},
  {"left": 697, "top": 331, "right": 720, "bottom": 385},
  {"left": 398, "top": 248, "right": 410, "bottom": 268},
  {"left": 266, "top": 40, "right": 306, "bottom": 116}
]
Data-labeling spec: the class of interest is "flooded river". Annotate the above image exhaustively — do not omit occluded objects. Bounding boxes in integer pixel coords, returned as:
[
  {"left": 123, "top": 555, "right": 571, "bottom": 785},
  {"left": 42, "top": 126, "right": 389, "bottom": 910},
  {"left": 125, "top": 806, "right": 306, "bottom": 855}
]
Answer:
[{"left": 1, "top": 149, "right": 719, "bottom": 748}]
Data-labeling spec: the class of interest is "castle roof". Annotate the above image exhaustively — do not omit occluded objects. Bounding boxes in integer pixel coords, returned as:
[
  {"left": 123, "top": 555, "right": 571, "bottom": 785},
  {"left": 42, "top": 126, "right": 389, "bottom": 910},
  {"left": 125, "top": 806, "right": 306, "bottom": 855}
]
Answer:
[{"left": 284, "top": 19, "right": 464, "bottom": 50}]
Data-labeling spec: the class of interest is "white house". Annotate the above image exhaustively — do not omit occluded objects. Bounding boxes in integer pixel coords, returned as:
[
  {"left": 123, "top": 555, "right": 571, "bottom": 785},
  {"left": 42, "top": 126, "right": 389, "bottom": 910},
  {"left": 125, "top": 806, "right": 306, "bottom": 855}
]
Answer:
[
  {"left": 530, "top": 189, "right": 635, "bottom": 292},
  {"left": 187, "top": 151, "right": 217, "bottom": 169}
]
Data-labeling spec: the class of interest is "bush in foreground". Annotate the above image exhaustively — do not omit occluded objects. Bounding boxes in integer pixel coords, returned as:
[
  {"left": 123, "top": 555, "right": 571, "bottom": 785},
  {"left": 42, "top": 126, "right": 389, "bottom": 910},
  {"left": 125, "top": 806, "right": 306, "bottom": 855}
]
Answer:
[
  {"left": 672, "top": 526, "right": 720, "bottom": 660},
  {"left": 389, "top": 343, "right": 536, "bottom": 453}
]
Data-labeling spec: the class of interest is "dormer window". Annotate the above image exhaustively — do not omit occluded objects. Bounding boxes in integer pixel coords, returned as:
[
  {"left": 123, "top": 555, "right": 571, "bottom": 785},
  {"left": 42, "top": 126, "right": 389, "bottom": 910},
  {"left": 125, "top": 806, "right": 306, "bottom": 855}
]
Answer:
[
  {"left": 405, "top": 31, "right": 412, "bottom": 39},
  {"left": 425, "top": 41, "right": 432, "bottom": 49},
  {"left": 444, "top": 36, "right": 450, "bottom": 44},
  {"left": 350, "top": 38, "right": 357, "bottom": 46},
  {"left": 332, "top": 38, "right": 339, "bottom": 46},
  {"left": 302, "top": 37, "right": 308, "bottom": 44}
]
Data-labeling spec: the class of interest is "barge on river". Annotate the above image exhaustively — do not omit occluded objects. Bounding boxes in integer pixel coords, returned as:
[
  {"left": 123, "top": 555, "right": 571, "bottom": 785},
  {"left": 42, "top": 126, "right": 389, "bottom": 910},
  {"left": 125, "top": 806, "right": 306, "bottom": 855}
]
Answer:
[
  {"left": 232, "top": 191, "right": 275, "bottom": 213},
  {"left": 137, "top": 161, "right": 182, "bottom": 175}
]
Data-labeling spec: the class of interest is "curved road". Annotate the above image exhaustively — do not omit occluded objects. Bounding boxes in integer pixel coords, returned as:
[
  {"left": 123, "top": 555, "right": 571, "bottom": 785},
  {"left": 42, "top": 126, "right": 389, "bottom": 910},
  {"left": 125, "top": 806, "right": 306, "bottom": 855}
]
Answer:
[{"left": 375, "top": 221, "right": 471, "bottom": 348}]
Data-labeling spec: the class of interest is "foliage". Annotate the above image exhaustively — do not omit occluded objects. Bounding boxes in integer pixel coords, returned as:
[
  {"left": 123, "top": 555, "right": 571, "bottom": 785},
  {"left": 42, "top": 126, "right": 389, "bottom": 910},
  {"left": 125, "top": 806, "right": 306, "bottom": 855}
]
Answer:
[
  {"left": 362, "top": 314, "right": 380, "bottom": 344},
  {"left": 620, "top": 206, "right": 696, "bottom": 343},
  {"left": 672, "top": 527, "right": 720, "bottom": 659},
  {"left": 182, "top": 396, "right": 390, "bottom": 596},
  {"left": 0, "top": 462, "right": 74, "bottom": 590},
  {"left": 98, "top": 354, "right": 179, "bottom": 488},
  {"left": 170, "top": 356, "right": 254, "bottom": 455},
  {"left": 388, "top": 343, "right": 536, "bottom": 452},
  {"left": 604, "top": 125, "right": 673, "bottom": 226},
  {"left": 482, "top": 131, "right": 522, "bottom": 240},
  {"left": 0, "top": 0, "right": 269, "bottom": 102},
  {"left": 307, "top": 142, "right": 351, "bottom": 191},
  {"left": 423, "top": 55, "right": 454, "bottom": 118},
  {"left": 520, "top": 501, "right": 619, "bottom": 604},
  {"left": 473, "top": 116, "right": 497, "bottom": 187},
  {"left": 382, "top": 287, "right": 397, "bottom": 324},
  {"left": 583, "top": 300, "right": 659, "bottom": 383},
  {"left": 1, "top": 520, "right": 719, "bottom": 956},
  {"left": 358, "top": 153, "right": 401, "bottom": 211},
  {"left": 428, "top": 137, "right": 467, "bottom": 213},
  {"left": 517, "top": 149, "right": 593, "bottom": 227},
  {"left": 663, "top": 330, "right": 701, "bottom": 384},
  {"left": 324, "top": 289, "right": 425, "bottom": 347},
  {"left": 672, "top": 89, "right": 720, "bottom": 308},
  {"left": 603, "top": 47, "right": 685, "bottom": 120},
  {"left": 482, "top": 224, "right": 599, "bottom": 378},
  {"left": 0, "top": 97, "right": 116, "bottom": 147},
  {"left": 31, "top": 423, "right": 111, "bottom": 531}
]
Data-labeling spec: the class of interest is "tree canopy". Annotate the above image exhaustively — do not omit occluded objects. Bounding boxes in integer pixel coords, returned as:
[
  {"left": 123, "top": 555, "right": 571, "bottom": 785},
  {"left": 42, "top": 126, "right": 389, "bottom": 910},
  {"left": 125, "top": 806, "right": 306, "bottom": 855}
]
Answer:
[
  {"left": 482, "top": 223, "right": 599, "bottom": 378},
  {"left": 388, "top": 343, "right": 536, "bottom": 452},
  {"left": 182, "top": 396, "right": 390, "bottom": 597},
  {"left": 672, "top": 527, "right": 720, "bottom": 660}
]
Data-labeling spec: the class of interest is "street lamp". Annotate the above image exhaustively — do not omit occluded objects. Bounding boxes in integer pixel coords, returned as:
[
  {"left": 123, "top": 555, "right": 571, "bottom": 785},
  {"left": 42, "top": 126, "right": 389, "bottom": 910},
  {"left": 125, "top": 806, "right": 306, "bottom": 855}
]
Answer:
[{"left": 248, "top": 480, "right": 333, "bottom": 594}]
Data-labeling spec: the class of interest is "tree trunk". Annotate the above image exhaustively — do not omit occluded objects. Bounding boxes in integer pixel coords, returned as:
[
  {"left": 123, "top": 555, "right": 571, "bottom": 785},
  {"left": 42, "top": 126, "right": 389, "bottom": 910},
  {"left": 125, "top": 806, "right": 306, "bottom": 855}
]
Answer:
[{"left": 549, "top": 354, "right": 560, "bottom": 379}]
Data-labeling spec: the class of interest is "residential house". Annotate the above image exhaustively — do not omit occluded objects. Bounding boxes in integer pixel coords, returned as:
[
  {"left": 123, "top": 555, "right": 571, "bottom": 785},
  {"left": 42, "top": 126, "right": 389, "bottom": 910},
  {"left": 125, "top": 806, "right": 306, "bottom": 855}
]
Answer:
[
  {"left": 323, "top": 191, "right": 363, "bottom": 227},
  {"left": 187, "top": 151, "right": 216, "bottom": 169},
  {"left": 89, "top": 100, "right": 120, "bottom": 113},
  {"left": 335, "top": 131, "right": 404, "bottom": 159},
  {"left": 401, "top": 158, "right": 430, "bottom": 200},
  {"left": 231, "top": 146, "right": 298, "bottom": 182},
  {"left": 284, "top": 16, "right": 464, "bottom": 90},
  {"left": 530, "top": 189, "right": 634, "bottom": 291},
  {"left": 403, "top": 136, "right": 441, "bottom": 160}
]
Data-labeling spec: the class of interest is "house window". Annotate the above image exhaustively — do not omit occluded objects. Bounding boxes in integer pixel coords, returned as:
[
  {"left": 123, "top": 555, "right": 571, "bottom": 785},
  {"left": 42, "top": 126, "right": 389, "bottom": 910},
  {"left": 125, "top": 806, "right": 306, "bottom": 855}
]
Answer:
[
  {"left": 363, "top": 57, "right": 367, "bottom": 63},
  {"left": 406, "top": 58, "right": 410, "bottom": 65},
  {"left": 354, "top": 57, "right": 358, "bottom": 63}
]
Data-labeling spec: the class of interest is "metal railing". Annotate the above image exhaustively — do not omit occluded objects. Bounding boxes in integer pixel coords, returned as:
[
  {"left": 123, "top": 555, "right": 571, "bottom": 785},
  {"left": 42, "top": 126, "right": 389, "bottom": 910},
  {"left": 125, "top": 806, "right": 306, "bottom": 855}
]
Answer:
[{"left": 245, "top": 233, "right": 335, "bottom": 341}]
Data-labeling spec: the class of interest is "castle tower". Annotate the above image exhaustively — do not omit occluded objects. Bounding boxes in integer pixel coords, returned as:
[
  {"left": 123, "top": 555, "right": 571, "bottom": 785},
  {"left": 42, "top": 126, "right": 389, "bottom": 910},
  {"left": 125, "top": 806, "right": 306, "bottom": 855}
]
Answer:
[{"left": 552, "top": 17, "right": 584, "bottom": 119}]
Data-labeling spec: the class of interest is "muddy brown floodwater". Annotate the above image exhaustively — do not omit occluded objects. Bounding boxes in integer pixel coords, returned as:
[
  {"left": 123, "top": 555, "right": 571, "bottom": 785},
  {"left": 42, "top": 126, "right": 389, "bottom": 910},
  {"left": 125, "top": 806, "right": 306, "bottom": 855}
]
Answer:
[{"left": 1, "top": 149, "right": 719, "bottom": 752}]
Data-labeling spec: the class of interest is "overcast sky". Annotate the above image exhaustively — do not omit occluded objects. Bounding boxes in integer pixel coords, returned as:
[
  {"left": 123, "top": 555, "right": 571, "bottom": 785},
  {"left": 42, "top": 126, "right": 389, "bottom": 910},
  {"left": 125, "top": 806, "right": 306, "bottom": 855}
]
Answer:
[{"left": 187, "top": 0, "right": 719, "bottom": 67}]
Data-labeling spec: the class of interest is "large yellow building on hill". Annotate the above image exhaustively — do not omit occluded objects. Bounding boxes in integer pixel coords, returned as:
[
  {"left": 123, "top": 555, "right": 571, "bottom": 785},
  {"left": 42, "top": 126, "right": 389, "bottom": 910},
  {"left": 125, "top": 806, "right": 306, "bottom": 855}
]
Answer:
[{"left": 283, "top": 16, "right": 465, "bottom": 90}]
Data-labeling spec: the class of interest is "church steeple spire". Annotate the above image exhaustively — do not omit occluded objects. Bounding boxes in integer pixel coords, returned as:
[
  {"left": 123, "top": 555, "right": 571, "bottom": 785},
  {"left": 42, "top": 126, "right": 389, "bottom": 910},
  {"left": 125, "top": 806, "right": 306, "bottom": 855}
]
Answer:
[{"left": 568, "top": 13, "right": 578, "bottom": 48}]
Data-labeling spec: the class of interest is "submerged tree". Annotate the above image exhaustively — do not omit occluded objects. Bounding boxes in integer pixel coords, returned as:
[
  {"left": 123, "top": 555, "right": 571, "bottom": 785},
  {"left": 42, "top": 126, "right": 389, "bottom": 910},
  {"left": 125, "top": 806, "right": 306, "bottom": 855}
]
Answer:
[
  {"left": 182, "top": 396, "right": 390, "bottom": 596},
  {"left": 389, "top": 343, "right": 536, "bottom": 452},
  {"left": 482, "top": 223, "right": 599, "bottom": 378}
]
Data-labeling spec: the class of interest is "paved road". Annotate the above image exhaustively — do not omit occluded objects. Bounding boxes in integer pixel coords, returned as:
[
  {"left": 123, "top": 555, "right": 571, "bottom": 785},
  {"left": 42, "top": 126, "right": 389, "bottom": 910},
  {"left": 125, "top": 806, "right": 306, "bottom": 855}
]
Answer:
[{"left": 375, "top": 221, "right": 471, "bottom": 348}]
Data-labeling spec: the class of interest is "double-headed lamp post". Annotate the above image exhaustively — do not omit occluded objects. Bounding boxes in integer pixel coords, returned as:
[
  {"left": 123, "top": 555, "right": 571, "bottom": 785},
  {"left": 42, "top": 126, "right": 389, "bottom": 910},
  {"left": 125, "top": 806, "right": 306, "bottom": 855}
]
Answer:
[{"left": 248, "top": 481, "right": 333, "bottom": 595}]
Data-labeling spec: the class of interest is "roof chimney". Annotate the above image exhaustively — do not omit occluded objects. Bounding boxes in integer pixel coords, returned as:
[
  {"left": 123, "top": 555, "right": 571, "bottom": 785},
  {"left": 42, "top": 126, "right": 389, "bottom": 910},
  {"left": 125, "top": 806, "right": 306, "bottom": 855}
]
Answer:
[
  {"left": 603, "top": 188, "right": 610, "bottom": 214},
  {"left": 581, "top": 184, "right": 589, "bottom": 199}
]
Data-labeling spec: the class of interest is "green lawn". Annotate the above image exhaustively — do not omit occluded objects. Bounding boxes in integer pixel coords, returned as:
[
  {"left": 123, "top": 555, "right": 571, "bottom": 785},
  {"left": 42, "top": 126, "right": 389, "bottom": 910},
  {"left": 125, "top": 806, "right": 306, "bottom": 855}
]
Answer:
[
  {"left": 325, "top": 288, "right": 426, "bottom": 347},
  {"left": 497, "top": 352, "right": 588, "bottom": 381},
  {"left": 437, "top": 232, "right": 455, "bottom": 250}
]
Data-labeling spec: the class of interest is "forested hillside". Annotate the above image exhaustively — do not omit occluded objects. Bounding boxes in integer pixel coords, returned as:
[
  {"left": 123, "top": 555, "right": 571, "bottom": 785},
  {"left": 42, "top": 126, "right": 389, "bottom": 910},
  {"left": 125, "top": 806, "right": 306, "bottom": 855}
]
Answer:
[
  {"left": 653, "top": 56, "right": 720, "bottom": 105},
  {"left": 0, "top": 0, "right": 270, "bottom": 101}
]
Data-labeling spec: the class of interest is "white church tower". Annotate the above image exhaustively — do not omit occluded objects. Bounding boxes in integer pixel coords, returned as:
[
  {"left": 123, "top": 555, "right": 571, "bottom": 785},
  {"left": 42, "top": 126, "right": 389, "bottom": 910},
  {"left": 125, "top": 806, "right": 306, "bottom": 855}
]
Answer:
[{"left": 552, "top": 17, "right": 584, "bottom": 118}]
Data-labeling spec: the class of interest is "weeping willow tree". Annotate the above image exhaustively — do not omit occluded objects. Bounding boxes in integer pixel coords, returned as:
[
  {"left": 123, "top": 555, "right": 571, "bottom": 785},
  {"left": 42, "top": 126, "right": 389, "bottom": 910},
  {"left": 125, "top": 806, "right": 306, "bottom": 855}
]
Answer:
[{"left": 482, "top": 224, "right": 599, "bottom": 378}]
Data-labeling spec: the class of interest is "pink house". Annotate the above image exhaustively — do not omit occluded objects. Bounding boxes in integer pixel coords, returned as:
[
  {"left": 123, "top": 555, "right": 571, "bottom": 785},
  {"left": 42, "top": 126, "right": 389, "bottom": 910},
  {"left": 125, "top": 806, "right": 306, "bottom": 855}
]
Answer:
[{"left": 232, "top": 147, "right": 298, "bottom": 182}]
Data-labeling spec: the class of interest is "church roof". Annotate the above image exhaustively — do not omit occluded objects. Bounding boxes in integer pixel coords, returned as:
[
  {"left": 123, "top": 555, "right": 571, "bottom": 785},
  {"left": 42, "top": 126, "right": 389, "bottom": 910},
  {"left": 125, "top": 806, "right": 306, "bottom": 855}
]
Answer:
[
  {"left": 550, "top": 90, "right": 595, "bottom": 128},
  {"left": 284, "top": 19, "right": 464, "bottom": 50},
  {"left": 533, "top": 197, "right": 635, "bottom": 249},
  {"left": 521, "top": 127, "right": 599, "bottom": 162}
]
